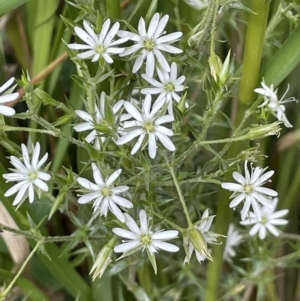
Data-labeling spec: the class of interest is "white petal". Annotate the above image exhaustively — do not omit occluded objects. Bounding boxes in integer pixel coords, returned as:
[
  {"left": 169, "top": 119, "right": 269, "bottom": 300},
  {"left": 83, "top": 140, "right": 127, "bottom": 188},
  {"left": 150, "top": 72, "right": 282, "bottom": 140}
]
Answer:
[
  {"left": 114, "top": 241, "right": 141, "bottom": 253},
  {"left": 249, "top": 223, "right": 260, "bottom": 236},
  {"left": 124, "top": 213, "right": 141, "bottom": 234},
  {"left": 229, "top": 193, "right": 245, "bottom": 208},
  {"left": 116, "top": 129, "right": 144, "bottom": 145},
  {"left": 152, "top": 241, "right": 179, "bottom": 252},
  {"left": 112, "top": 228, "right": 138, "bottom": 240},
  {"left": 131, "top": 132, "right": 146, "bottom": 155},
  {"left": 0, "top": 93, "right": 19, "bottom": 103},
  {"left": 33, "top": 179, "right": 49, "bottom": 191},
  {"left": 78, "top": 193, "right": 98, "bottom": 204},
  {"left": 0, "top": 77, "right": 15, "bottom": 93},
  {"left": 77, "top": 177, "right": 98, "bottom": 191},
  {"left": 255, "top": 187, "right": 278, "bottom": 196},
  {"left": 109, "top": 201, "right": 125, "bottom": 222},
  {"left": 145, "top": 51, "right": 155, "bottom": 77},
  {"left": 106, "top": 169, "right": 121, "bottom": 186},
  {"left": 232, "top": 172, "right": 245, "bottom": 185},
  {"left": 124, "top": 101, "right": 143, "bottom": 121},
  {"left": 266, "top": 224, "right": 280, "bottom": 236},
  {"left": 0, "top": 105, "right": 16, "bottom": 116},
  {"left": 147, "top": 13, "right": 160, "bottom": 37},
  {"left": 152, "top": 230, "right": 178, "bottom": 240},
  {"left": 148, "top": 133, "right": 157, "bottom": 158},
  {"left": 258, "top": 226, "right": 267, "bottom": 240},
  {"left": 139, "top": 210, "right": 148, "bottom": 233},
  {"left": 157, "top": 32, "right": 182, "bottom": 44},
  {"left": 12, "top": 183, "right": 30, "bottom": 206},
  {"left": 91, "top": 163, "right": 105, "bottom": 186},
  {"left": 111, "top": 195, "right": 133, "bottom": 208},
  {"left": 156, "top": 132, "right": 175, "bottom": 151}
]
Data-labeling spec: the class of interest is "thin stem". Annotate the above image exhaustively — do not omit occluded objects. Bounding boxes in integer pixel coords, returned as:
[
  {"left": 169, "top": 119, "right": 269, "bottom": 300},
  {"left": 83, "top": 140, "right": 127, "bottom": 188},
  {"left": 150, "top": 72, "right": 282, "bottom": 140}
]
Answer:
[
  {"left": 0, "top": 223, "right": 105, "bottom": 243},
  {"left": 1, "top": 125, "right": 56, "bottom": 135},
  {"left": 0, "top": 240, "right": 43, "bottom": 299},
  {"left": 165, "top": 156, "right": 193, "bottom": 228}
]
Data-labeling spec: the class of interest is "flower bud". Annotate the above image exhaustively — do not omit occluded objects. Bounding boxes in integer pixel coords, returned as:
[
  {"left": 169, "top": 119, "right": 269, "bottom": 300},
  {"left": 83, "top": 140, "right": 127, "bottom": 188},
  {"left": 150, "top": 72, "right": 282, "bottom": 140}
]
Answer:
[
  {"left": 247, "top": 122, "right": 282, "bottom": 140},
  {"left": 188, "top": 227, "right": 212, "bottom": 262},
  {"left": 89, "top": 237, "right": 116, "bottom": 280},
  {"left": 209, "top": 50, "right": 233, "bottom": 86}
]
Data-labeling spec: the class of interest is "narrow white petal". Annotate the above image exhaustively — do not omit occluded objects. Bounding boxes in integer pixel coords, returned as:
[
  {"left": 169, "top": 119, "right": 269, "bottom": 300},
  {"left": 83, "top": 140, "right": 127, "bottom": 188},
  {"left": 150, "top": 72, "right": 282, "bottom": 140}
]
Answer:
[
  {"left": 33, "top": 179, "right": 49, "bottom": 191},
  {"left": 156, "top": 132, "right": 175, "bottom": 151},
  {"left": 111, "top": 195, "right": 133, "bottom": 208},
  {"left": 131, "top": 132, "right": 146, "bottom": 155},
  {"left": 112, "top": 228, "right": 138, "bottom": 240},
  {"left": 91, "top": 163, "right": 105, "bottom": 186},
  {"left": 148, "top": 133, "right": 157, "bottom": 158},
  {"left": 0, "top": 77, "right": 15, "bottom": 93},
  {"left": 78, "top": 193, "right": 99, "bottom": 204},
  {"left": 152, "top": 241, "right": 179, "bottom": 252},
  {"left": 109, "top": 201, "right": 125, "bottom": 222},
  {"left": 106, "top": 169, "right": 121, "bottom": 186},
  {"left": 124, "top": 213, "right": 141, "bottom": 234},
  {"left": 139, "top": 210, "right": 149, "bottom": 233},
  {"left": 255, "top": 187, "right": 278, "bottom": 196},
  {"left": 221, "top": 183, "right": 243, "bottom": 192},
  {"left": 116, "top": 129, "right": 144, "bottom": 145},
  {"left": 152, "top": 230, "right": 178, "bottom": 240},
  {"left": 232, "top": 172, "right": 246, "bottom": 185},
  {"left": 266, "top": 224, "right": 280, "bottom": 236},
  {"left": 258, "top": 226, "right": 267, "bottom": 240},
  {"left": 249, "top": 223, "right": 261, "bottom": 236},
  {"left": 114, "top": 241, "right": 141, "bottom": 253},
  {"left": 0, "top": 106, "right": 16, "bottom": 116},
  {"left": 12, "top": 183, "right": 30, "bottom": 206},
  {"left": 77, "top": 177, "right": 98, "bottom": 191}
]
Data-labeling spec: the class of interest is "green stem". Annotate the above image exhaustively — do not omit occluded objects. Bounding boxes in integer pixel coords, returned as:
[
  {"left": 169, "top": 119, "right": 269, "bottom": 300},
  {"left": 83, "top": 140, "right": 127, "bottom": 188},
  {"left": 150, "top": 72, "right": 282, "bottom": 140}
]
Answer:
[
  {"left": 238, "top": 0, "right": 270, "bottom": 104},
  {"left": 0, "top": 240, "right": 43, "bottom": 299},
  {"left": 165, "top": 157, "right": 193, "bottom": 228},
  {"left": 205, "top": 1, "right": 270, "bottom": 300},
  {"left": 0, "top": 223, "right": 105, "bottom": 243},
  {"left": 1, "top": 125, "right": 55, "bottom": 135}
]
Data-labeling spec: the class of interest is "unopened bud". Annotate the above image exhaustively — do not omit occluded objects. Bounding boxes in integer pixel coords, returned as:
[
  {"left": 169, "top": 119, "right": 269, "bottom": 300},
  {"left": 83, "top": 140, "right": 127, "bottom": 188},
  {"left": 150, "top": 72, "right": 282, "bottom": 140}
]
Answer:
[
  {"left": 189, "top": 228, "right": 212, "bottom": 262},
  {"left": 90, "top": 237, "right": 116, "bottom": 280},
  {"left": 247, "top": 122, "right": 282, "bottom": 140}
]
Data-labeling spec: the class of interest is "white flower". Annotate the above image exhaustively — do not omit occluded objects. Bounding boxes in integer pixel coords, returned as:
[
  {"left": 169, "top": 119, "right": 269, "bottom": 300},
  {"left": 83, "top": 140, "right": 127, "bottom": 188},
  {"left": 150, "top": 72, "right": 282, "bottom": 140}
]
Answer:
[
  {"left": 118, "top": 13, "right": 183, "bottom": 77},
  {"left": 0, "top": 77, "right": 19, "bottom": 116},
  {"left": 183, "top": 0, "right": 209, "bottom": 10},
  {"left": 223, "top": 224, "right": 242, "bottom": 262},
  {"left": 68, "top": 19, "right": 128, "bottom": 63},
  {"left": 3, "top": 143, "right": 51, "bottom": 206},
  {"left": 77, "top": 163, "right": 132, "bottom": 222},
  {"left": 254, "top": 82, "right": 297, "bottom": 128},
  {"left": 221, "top": 161, "right": 278, "bottom": 221},
  {"left": 141, "top": 62, "right": 186, "bottom": 114},
  {"left": 74, "top": 92, "right": 123, "bottom": 149},
  {"left": 185, "top": 209, "right": 221, "bottom": 263},
  {"left": 240, "top": 198, "right": 288, "bottom": 240},
  {"left": 116, "top": 94, "right": 175, "bottom": 159},
  {"left": 112, "top": 209, "right": 179, "bottom": 255}
]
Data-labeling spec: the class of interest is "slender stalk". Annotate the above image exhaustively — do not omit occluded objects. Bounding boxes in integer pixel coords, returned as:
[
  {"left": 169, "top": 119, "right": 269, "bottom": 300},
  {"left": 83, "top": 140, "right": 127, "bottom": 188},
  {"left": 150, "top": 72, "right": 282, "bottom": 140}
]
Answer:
[
  {"left": 205, "top": 1, "right": 271, "bottom": 300},
  {"left": 0, "top": 240, "right": 43, "bottom": 299},
  {"left": 166, "top": 157, "right": 193, "bottom": 228}
]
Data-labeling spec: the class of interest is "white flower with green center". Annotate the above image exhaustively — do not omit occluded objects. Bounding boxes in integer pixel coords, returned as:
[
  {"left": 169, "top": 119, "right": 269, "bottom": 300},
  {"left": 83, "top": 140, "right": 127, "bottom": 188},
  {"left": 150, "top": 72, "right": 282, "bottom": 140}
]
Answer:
[
  {"left": 68, "top": 19, "right": 128, "bottom": 63},
  {"left": 240, "top": 198, "right": 288, "bottom": 240},
  {"left": 112, "top": 209, "right": 179, "bottom": 255},
  {"left": 141, "top": 62, "right": 186, "bottom": 114},
  {"left": 116, "top": 94, "right": 175, "bottom": 159},
  {"left": 118, "top": 13, "right": 183, "bottom": 77},
  {"left": 223, "top": 224, "right": 243, "bottom": 262},
  {"left": 185, "top": 209, "right": 221, "bottom": 263},
  {"left": 254, "top": 81, "right": 298, "bottom": 128},
  {"left": 74, "top": 92, "right": 124, "bottom": 149},
  {"left": 3, "top": 142, "right": 51, "bottom": 206},
  {"left": 221, "top": 161, "right": 278, "bottom": 221},
  {"left": 0, "top": 77, "right": 19, "bottom": 116},
  {"left": 77, "top": 163, "right": 132, "bottom": 222}
]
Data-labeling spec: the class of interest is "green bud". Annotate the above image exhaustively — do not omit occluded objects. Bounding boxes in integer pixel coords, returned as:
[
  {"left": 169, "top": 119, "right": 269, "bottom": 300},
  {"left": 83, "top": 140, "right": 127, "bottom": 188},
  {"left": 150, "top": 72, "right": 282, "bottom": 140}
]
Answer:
[
  {"left": 189, "top": 227, "right": 212, "bottom": 262},
  {"left": 53, "top": 115, "right": 73, "bottom": 127},
  {"left": 247, "top": 122, "right": 282, "bottom": 140},
  {"left": 208, "top": 50, "right": 233, "bottom": 86},
  {"left": 90, "top": 237, "right": 116, "bottom": 280}
]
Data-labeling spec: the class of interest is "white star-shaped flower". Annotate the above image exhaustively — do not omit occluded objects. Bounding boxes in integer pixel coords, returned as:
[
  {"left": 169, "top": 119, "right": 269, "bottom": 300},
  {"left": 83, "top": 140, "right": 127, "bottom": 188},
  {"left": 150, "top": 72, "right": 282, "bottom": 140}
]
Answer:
[
  {"left": 74, "top": 92, "right": 124, "bottom": 149},
  {"left": 116, "top": 94, "right": 175, "bottom": 159},
  {"left": 3, "top": 142, "right": 51, "bottom": 206},
  {"left": 0, "top": 77, "right": 19, "bottom": 116},
  {"left": 77, "top": 163, "right": 132, "bottom": 222},
  {"left": 141, "top": 62, "right": 186, "bottom": 114},
  {"left": 254, "top": 81, "right": 298, "bottom": 128},
  {"left": 185, "top": 209, "right": 221, "bottom": 263},
  {"left": 240, "top": 198, "right": 288, "bottom": 240},
  {"left": 221, "top": 161, "right": 278, "bottom": 221},
  {"left": 118, "top": 13, "right": 183, "bottom": 77},
  {"left": 68, "top": 19, "right": 128, "bottom": 63},
  {"left": 112, "top": 209, "right": 179, "bottom": 255},
  {"left": 223, "top": 224, "right": 242, "bottom": 262}
]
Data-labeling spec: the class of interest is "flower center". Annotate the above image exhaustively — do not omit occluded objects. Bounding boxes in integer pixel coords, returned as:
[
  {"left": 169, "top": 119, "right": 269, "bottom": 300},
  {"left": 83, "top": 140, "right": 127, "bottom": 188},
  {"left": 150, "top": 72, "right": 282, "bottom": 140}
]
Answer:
[
  {"left": 164, "top": 82, "right": 175, "bottom": 93},
  {"left": 143, "top": 39, "right": 155, "bottom": 51},
  {"left": 144, "top": 121, "right": 155, "bottom": 133},
  {"left": 260, "top": 216, "right": 268, "bottom": 224},
  {"left": 95, "top": 44, "right": 106, "bottom": 54},
  {"left": 243, "top": 184, "right": 254, "bottom": 194},
  {"left": 140, "top": 233, "right": 152, "bottom": 246},
  {"left": 101, "top": 187, "right": 112, "bottom": 197},
  {"left": 28, "top": 171, "right": 38, "bottom": 180}
]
